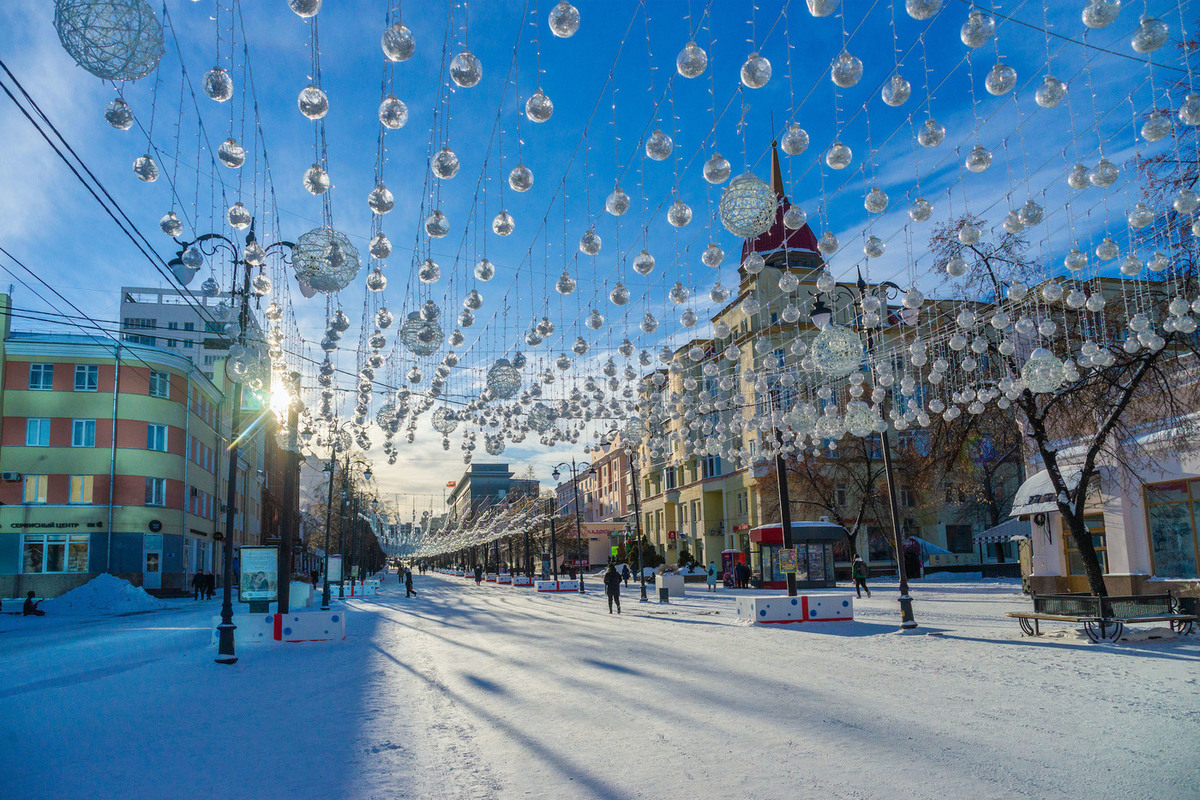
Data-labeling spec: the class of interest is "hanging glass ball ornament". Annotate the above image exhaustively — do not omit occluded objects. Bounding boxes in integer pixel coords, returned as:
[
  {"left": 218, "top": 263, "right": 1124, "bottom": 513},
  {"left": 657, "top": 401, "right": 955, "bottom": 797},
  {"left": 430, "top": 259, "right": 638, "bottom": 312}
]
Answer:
[
  {"left": 946, "top": 256, "right": 968, "bottom": 277},
  {"left": 710, "top": 283, "right": 730, "bottom": 304},
  {"left": 609, "top": 283, "right": 630, "bottom": 306},
  {"left": 1176, "top": 188, "right": 1200, "bottom": 215},
  {"left": 572, "top": 337, "right": 590, "bottom": 356},
  {"left": 203, "top": 66, "right": 233, "bottom": 102},
  {"left": 1064, "top": 247, "right": 1088, "bottom": 272},
  {"left": 226, "top": 201, "right": 251, "bottom": 230},
  {"left": 743, "top": 252, "right": 766, "bottom": 275},
  {"left": 906, "top": 0, "right": 944, "bottom": 21},
  {"left": 964, "top": 144, "right": 992, "bottom": 173},
  {"left": 160, "top": 211, "right": 183, "bottom": 237},
  {"left": 807, "top": 0, "right": 841, "bottom": 17},
  {"left": 492, "top": 210, "right": 515, "bottom": 236},
  {"left": 812, "top": 325, "right": 862, "bottom": 377},
  {"left": 1019, "top": 199, "right": 1044, "bottom": 226},
  {"left": 704, "top": 153, "right": 732, "bottom": 184},
  {"left": 668, "top": 282, "right": 690, "bottom": 305},
  {"left": 54, "top": 0, "right": 165, "bottom": 81},
  {"left": 555, "top": 271, "right": 576, "bottom": 294},
  {"left": 606, "top": 186, "right": 631, "bottom": 216},
  {"left": 297, "top": 85, "right": 328, "bottom": 119},
  {"left": 1141, "top": 111, "right": 1171, "bottom": 142},
  {"left": 379, "top": 95, "right": 408, "bottom": 129},
  {"left": 418, "top": 259, "right": 440, "bottom": 283},
  {"left": 778, "top": 271, "right": 800, "bottom": 292},
  {"left": 1034, "top": 75, "right": 1067, "bottom": 108},
  {"left": 676, "top": 41, "right": 708, "bottom": 78},
  {"left": 375, "top": 308, "right": 394, "bottom": 329},
  {"left": 251, "top": 272, "right": 272, "bottom": 296},
  {"left": 548, "top": 0, "right": 579, "bottom": 37},
  {"left": 368, "top": 184, "right": 395, "bottom": 215},
  {"left": 104, "top": 98, "right": 134, "bottom": 129},
  {"left": 773, "top": 125, "right": 809, "bottom": 159},
  {"left": 1130, "top": 16, "right": 1169, "bottom": 53},
  {"left": 509, "top": 163, "right": 534, "bottom": 192},
  {"left": 293, "top": 228, "right": 361, "bottom": 293},
  {"left": 1022, "top": 348, "right": 1065, "bottom": 393},
  {"left": 783, "top": 206, "right": 807, "bottom": 230},
  {"left": 1082, "top": 0, "right": 1122, "bottom": 29},
  {"left": 217, "top": 138, "right": 245, "bottom": 169},
  {"left": 288, "top": 0, "right": 320, "bottom": 17},
  {"left": 132, "top": 153, "right": 158, "bottom": 182},
  {"left": 824, "top": 140, "right": 852, "bottom": 169},
  {"left": 863, "top": 236, "right": 886, "bottom": 258},
  {"left": 1147, "top": 251, "right": 1169, "bottom": 272},
  {"left": 450, "top": 50, "right": 482, "bottom": 87},
  {"left": 474, "top": 258, "right": 495, "bottom": 281},
  {"left": 741, "top": 53, "right": 772, "bottom": 89},
  {"left": 369, "top": 233, "right": 391, "bottom": 259},
  {"left": 365, "top": 268, "right": 387, "bottom": 291},
  {"left": 1127, "top": 202, "right": 1155, "bottom": 229},
  {"left": 1179, "top": 93, "right": 1200, "bottom": 126},
  {"left": 882, "top": 74, "right": 911, "bottom": 107},
  {"left": 961, "top": 10, "right": 995, "bottom": 47},
  {"left": 719, "top": 173, "right": 776, "bottom": 238},
  {"left": 1089, "top": 159, "right": 1119, "bottom": 187},
  {"left": 1065, "top": 163, "right": 1089, "bottom": 189},
  {"left": 641, "top": 313, "right": 659, "bottom": 334},
  {"left": 181, "top": 248, "right": 205, "bottom": 273},
  {"left": 464, "top": 290, "right": 483, "bottom": 311},
  {"left": 817, "top": 232, "right": 839, "bottom": 256},
  {"left": 381, "top": 23, "right": 415, "bottom": 61},
  {"left": 579, "top": 230, "right": 602, "bottom": 255},
  {"left": 830, "top": 50, "right": 863, "bottom": 88},
  {"left": 424, "top": 148, "right": 459, "bottom": 181},
  {"left": 918, "top": 118, "right": 945, "bottom": 147},
  {"left": 958, "top": 222, "right": 982, "bottom": 245},
  {"left": 526, "top": 90, "right": 554, "bottom": 122},
  {"left": 741, "top": 296, "right": 762, "bottom": 316},
  {"left": 645, "top": 128, "right": 674, "bottom": 161},
  {"left": 909, "top": 197, "right": 933, "bottom": 222},
  {"left": 425, "top": 209, "right": 450, "bottom": 238},
  {"left": 864, "top": 187, "right": 889, "bottom": 214},
  {"left": 303, "top": 164, "right": 330, "bottom": 195},
  {"left": 668, "top": 199, "right": 692, "bottom": 227},
  {"left": 586, "top": 309, "right": 605, "bottom": 330}
]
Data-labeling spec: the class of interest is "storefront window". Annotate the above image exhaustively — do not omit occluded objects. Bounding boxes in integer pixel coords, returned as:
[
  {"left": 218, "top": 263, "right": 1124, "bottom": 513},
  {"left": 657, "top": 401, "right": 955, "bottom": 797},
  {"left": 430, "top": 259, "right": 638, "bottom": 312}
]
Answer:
[
  {"left": 1065, "top": 515, "right": 1108, "bottom": 577},
  {"left": 22, "top": 534, "right": 89, "bottom": 573},
  {"left": 1144, "top": 479, "right": 1200, "bottom": 579}
]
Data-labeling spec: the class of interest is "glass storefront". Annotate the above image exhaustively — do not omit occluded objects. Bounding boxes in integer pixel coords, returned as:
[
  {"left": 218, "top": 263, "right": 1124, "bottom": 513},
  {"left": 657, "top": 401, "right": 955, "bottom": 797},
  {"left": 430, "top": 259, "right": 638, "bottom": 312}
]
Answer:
[{"left": 1145, "top": 479, "right": 1200, "bottom": 579}]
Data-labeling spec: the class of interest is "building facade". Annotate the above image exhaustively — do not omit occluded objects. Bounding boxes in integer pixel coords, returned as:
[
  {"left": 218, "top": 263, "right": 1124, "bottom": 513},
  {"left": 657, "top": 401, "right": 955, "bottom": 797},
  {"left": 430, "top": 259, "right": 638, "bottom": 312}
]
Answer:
[
  {"left": 447, "top": 463, "right": 539, "bottom": 524},
  {"left": 120, "top": 286, "right": 254, "bottom": 382}
]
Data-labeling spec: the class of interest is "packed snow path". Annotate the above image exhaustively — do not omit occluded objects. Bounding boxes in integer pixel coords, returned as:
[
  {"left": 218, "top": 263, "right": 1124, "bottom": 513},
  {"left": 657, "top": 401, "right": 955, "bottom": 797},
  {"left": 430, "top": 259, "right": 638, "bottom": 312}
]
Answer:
[{"left": 2, "top": 573, "right": 1197, "bottom": 799}]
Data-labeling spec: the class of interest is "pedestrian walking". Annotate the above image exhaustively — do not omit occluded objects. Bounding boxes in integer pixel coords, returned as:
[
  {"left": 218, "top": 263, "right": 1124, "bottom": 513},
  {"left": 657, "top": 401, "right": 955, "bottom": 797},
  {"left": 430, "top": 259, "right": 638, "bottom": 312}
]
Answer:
[
  {"left": 474, "top": 564, "right": 484, "bottom": 585},
  {"left": 852, "top": 555, "right": 871, "bottom": 599},
  {"left": 190, "top": 570, "right": 205, "bottom": 600},
  {"left": 621, "top": 564, "right": 630, "bottom": 587},
  {"left": 205, "top": 570, "right": 216, "bottom": 600},
  {"left": 405, "top": 567, "right": 416, "bottom": 598},
  {"left": 706, "top": 561, "right": 718, "bottom": 592},
  {"left": 603, "top": 564, "right": 622, "bottom": 614},
  {"left": 311, "top": 568, "right": 320, "bottom": 589}
]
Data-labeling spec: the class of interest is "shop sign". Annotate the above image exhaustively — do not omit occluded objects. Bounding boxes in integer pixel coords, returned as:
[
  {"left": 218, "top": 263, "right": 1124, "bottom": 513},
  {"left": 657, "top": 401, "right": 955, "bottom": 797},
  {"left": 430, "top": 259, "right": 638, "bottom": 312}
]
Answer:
[
  {"left": 667, "top": 530, "right": 677, "bottom": 540},
  {"left": 733, "top": 524, "right": 750, "bottom": 532},
  {"left": 9, "top": 521, "right": 104, "bottom": 530}
]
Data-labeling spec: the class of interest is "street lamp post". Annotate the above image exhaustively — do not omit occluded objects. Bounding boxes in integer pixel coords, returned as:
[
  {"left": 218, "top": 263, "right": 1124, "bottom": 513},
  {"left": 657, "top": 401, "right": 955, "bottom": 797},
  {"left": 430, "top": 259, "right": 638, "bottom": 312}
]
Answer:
[
  {"left": 552, "top": 459, "right": 592, "bottom": 593},
  {"left": 278, "top": 371, "right": 301, "bottom": 615}
]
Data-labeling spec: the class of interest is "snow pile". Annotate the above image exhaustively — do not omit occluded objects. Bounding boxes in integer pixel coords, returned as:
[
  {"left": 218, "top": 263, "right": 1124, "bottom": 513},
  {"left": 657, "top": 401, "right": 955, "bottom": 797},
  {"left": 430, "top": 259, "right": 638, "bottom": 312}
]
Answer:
[{"left": 41, "top": 574, "right": 165, "bottom": 616}]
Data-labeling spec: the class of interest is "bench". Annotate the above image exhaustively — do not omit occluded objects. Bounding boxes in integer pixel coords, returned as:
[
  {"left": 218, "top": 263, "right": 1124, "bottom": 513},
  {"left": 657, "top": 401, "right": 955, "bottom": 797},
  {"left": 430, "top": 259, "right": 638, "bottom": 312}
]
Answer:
[
  {"left": 1006, "top": 593, "right": 1197, "bottom": 643},
  {"left": 2, "top": 597, "right": 45, "bottom": 614}
]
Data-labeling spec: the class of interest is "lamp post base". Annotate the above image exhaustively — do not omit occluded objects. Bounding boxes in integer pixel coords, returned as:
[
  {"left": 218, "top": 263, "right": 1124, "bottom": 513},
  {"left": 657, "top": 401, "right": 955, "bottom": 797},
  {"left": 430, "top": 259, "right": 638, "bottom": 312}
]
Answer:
[
  {"left": 215, "top": 622, "right": 238, "bottom": 665},
  {"left": 898, "top": 594, "right": 918, "bottom": 629},
  {"left": 578, "top": 578, "right": 585, "bottom": 594},
  {"left": 639, "top": 584, "right": 648, "bottom": 602}
]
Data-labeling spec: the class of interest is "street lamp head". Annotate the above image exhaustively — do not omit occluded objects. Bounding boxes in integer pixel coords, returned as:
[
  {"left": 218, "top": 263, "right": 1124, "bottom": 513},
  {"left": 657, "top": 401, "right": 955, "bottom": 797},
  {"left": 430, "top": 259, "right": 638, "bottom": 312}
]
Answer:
[
  {"left": 551, "top": 468, "right": 561, "bottom": 482},
  {"left": 364, "top": 468, "right": 373, "bottom": 482},
  {"left": 811, "top": 297, "right": 834, "bottom": 331}
]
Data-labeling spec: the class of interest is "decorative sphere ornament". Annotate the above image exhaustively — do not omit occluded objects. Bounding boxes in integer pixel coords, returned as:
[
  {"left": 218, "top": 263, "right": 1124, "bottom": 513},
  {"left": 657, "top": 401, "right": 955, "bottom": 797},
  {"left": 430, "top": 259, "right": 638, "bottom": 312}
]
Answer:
[
  {"left": 710, "top": 282, "right": 730, "bottom": 304},
  {"left": 492, "top": 210, "right": 515, "bottom": 236},
  {"left": 1020, "top": 200, "right": 1044, "bottom": 226},
  {"left": 251, "top": 272, "right": 272, "bottom": 295},
  {"left": 425, "top": 210, "right": 450, "bottom": 238},
  {"left": 104, "top": 98, "right": 133, "bottom": 129},
  {"left": 217, "top": 138, "right": 245, "bottom": 169},
  {"left": 1178, "top": 93, "right": 1200, "bottom": 126},
  {"left": 743, "top": 252, "right": 766, "bottom": 274},
  {"left": 303, "top": 164, "right": 330, "bottom": 195},
  {"left": 906, "top": 0, "right": 944, "bottom": 21},
  {"left": 783, "top": 206, "right": 807, "bottom": 230},
  {"left": 824, "top": 140, "right": 853, "bottom": 169},
  {"left": 1082, "top": 0, "right": 1121, "bottom": 29},
  {"left": 292, "top": 228, "right": 361, "bottom": 293},
  {"left": 961, "top": 10, "right": 995, "bottom": 47},
  {"left": 1141, "top": 111, "right": 1171, "bottom": 142},
  {"left": 668, "top": 199, "right": 692, "bottom": 227},
  {"left": 645, "top": 128, "right": 673, "bottom": 160},
  {"left": 368, "top": 184, "right": 395, "bottom": 215},
  {"left": 297, "top": 85, "right": 328, "bottom": 119},
  {"left": 579, "top": 230, "right": 601, "bottom": 255},
  {"left": 677, "top": 41, "right": 708, "bottom": 78},
  {"left": 1022, "top": 348, "right": 1065, "bottom": 393},
  {"left": 288, "top": 0, "right": 321, "bottom": 17},
  {"left": 741, "top": 296, "right": 762, "bottom": 315},
  {"left": 381, "top": 23, "right": 415, "bottom": 61},
  {"left": 365, "top": 268, "right": 387, "bottom": 291},
  {"left": 1127, "top": 202, "right": 1155, "bottom": 229},
  {"left": 525, "top": 90, "right": 554, "bottom": 122},
  {"left": 958, "top": 222, "right": 982, "bottom": 245},
  {"left": 203, "top": 66, "right": 233, "bottom": 102},
  {"left": 226, "top": 201, "right": 251, "bottom": 230},
  {"left": 1175, "top": 188, "right": 1200, "bottom": 215},
  {"left": 132, "top": 153, "right": 158, "bottom": 182},
  {"left": 641, "top": 313, "right": 659, "bottom": 334},
  {"left": 464, "top": 290, "right": 483, "bottom": 311},
  {"left": 965, "top": 144, "right": 993, "bottom": 173},
  {"left": 1067, "top": 163, "right": 1091, "bottom": 189},
  {"left": 369, "top": 233, "right": 392, "bottom": 259},
  {"left": 778, "top": 271, "right": 800, "bottom": 292},
  {"left": 812, "top": 325, "right": 862, "bottom": 377},
  {"left": 1063, "top": 247, "right": 1088, "bottom": 272},
  {"left": 509, "top": 163, "right": 534, "bottom": 192},
  {"left": 818, "top": 231, "right": 839, "bottom": 255},
  {"left": 864, "top": 236, "right": 885, "bottom": 258},
  {"left": 548, "top": 1, "right": 580, "bottom": 38},
  {"left": 450, "top": 50, "right": 482, "bottom": 87},
  {"left": 918, "top": 118, "right": 945, "bottom": 147},
  {"left": 1096, "top": 236, "right": 1120, "bottom": 261},
  {"left": 882, "top": 74, "right": 912, "bottom": 106},
  {"left": 379, "top": 95, "right": 408, "bottom": 129},
  {"left": 1089, "top": 159, "right": 1119, "bottom": 187},
  {"left": 864, "top": 187, "right": 889, "bottom": 214},
  {"left": 740, "top": 53, "right": 772, "bottom": 89},
  {"left": 668, "top": 282, "right": 690, "bottom": 305},
  {"left": 587, "top": 309, "right": 606, "bottom": 329},
  {"left": 633, "top": 250, "right": 656, "bottom": 275},
  {"left": 703, "top": 152, "right": 732, "bottom": 185},
  {"left": 54, "top": 0, "right": 165, "bottom": 82},
  {"left": 1036, "top": 75, "right": 1067, "bottom": 108},
  {"left": 160, "top": 211, "right": 183, "bottom": 238},
  {"left": 418, "top": 259, "right": 441, "bottom": 283},
  {"left": 555, "top": 271, "right": 576, "bottom": 294},
  {"left": 475, "top": 258, "right": 495, "bottom": 281},
  {"left": 606, "top": 186, "right": 631, "bottom": 216},
  {"left": 807, "top": 0, "right": 841, "bottom": 16},
  {"left": 910, "top": 197, "right": 933, "bottom": 222},
  {"left": 1147, "top": 251, "right": 1169, "bottom": 272},
  {"left": 985, "top": 63, "right": 1017, "bottom": 95},
  {"left": 719, "top": 173, "right": 777, "bottom": 238},
  {"left": 780, "top": 123, "right": 809, "bottom": 156},
  {"left": 572, "top": 337, "right": 589, "bottom": 356},
  {"left": 609, "top": 283, "right": 630, "bottom": 306},
  {"left": 946, "top": 256, "right": 968, "bottom": 277},
  {"left": 431, "top": 147, "right": 460, "bottom": 180},
  {"left": 830, "top": 51, "right": 863, "bottom": 88}
]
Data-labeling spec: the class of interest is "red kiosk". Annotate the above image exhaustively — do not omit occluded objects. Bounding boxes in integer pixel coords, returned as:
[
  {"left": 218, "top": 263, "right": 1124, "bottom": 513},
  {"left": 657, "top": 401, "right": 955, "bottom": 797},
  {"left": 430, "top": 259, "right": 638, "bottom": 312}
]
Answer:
[
  {"left": 720, "top": 549, "right": 746, "bottom": 587},
  {"left": 748, "top": 522, "right": 845, "bottom": 589}
]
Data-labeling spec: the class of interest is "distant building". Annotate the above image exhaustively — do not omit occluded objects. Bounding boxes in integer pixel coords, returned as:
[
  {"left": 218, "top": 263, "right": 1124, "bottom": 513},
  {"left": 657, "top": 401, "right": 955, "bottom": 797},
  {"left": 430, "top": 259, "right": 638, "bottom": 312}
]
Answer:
[{"left": 446, "top": 464, "right": 540, "bottom": 524}]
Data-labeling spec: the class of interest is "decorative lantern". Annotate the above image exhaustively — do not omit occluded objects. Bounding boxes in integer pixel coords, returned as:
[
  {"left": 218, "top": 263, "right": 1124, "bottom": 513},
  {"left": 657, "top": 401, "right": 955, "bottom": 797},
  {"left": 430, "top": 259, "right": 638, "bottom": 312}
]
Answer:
[
  {"left": 54, "top": 0, "right": 164, "bottom": 82},
  {"left": 292, "top": 228, "right": 361, "bottom": 292},
  {"left": 718, "top": 173, "right": 777, "bottom": 238}
]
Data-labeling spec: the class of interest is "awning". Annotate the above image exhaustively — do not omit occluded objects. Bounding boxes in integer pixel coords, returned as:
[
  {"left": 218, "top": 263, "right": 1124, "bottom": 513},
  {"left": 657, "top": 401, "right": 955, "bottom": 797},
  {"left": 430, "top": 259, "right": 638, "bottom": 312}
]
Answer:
[
  {"left": 1008, "top": 466, "right": 1083, "bottom": 517},
  {"left": 974, "top": 518, "right": 1032, "bottom": 546},
  {"left": 749, "top": 522, "right": 848, "bottom": 545}
]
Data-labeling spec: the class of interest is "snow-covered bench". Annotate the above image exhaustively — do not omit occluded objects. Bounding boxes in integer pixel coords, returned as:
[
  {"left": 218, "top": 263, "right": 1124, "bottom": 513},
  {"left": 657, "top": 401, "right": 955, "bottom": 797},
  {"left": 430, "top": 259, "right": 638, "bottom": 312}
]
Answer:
[
  {"left": 1006, "top": 593, "right": 1197, "bottom": 642},
  {"left": 2, "top": 597, "right": 45, "bottom": 614}
]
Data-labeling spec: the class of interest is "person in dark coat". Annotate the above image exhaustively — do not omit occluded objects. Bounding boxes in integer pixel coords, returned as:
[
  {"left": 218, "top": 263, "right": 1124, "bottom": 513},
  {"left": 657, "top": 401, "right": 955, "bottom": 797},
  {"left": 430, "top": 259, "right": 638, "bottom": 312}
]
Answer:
[
  {"left": 603, "top": 564, "right": 622, "bottom": 614},
  {"left": 23, "top": 591, "right": 44, "bottom": 616},
  {"left": 405, "top": 567, "right": 416, "bottom": 598},
  {"left": 204, "top": 570, "right": 216, "bottom": 599},
  {"left": 474, "top": 564, "right": 484, "bottom": 585},
  {"left": 852, "top": 555, "right": 871, "bottom": 598},
  {"left": 311, "top": 568, "right": 320, "bottom": 589},
  {"left": 621, "top": 564, "right": 631, "bottom": 587},
  {"left": 191, "top": 571, "right": 205, "bottom": 600}
]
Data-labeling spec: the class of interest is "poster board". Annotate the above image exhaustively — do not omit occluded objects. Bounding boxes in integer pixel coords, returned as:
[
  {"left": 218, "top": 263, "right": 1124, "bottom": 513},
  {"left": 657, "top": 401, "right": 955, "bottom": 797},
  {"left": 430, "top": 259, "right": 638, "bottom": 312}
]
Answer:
[
  {"left": 238, "top": 546, "right": 278, "bottom": 603},
  {"left": 778, "top": 548, "right": 799, "bottom": 574},
  {"left": 327, "top": 554, "right": 343, "bottom": 582}
]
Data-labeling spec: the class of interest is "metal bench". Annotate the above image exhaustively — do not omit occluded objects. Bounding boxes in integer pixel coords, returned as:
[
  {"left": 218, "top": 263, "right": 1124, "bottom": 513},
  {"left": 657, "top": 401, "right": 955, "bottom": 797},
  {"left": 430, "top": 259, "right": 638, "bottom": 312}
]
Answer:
[{"left": 1006, "top": 593, "right": 1197, "bottom": 643}]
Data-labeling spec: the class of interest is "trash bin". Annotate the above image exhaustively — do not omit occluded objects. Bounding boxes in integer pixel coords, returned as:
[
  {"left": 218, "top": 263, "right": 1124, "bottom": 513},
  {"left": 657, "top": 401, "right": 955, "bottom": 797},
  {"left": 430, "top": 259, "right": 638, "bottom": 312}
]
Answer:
[{"left": 658, "top": 586, "right": 670, "bottom": 603}]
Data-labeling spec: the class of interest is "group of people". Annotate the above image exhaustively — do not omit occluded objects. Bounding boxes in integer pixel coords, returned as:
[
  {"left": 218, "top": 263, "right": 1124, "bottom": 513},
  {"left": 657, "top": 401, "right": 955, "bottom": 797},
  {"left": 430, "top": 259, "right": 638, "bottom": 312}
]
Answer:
[{"left": 190, "top": 570, "right": 216, "bottom": 600}]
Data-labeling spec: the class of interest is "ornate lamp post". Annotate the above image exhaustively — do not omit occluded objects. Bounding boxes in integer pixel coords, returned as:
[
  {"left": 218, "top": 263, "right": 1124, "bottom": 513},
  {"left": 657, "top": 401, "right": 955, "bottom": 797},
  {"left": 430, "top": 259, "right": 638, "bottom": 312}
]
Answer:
[{"left": 552, "top": 458, "right": 592, "bottom": 593}]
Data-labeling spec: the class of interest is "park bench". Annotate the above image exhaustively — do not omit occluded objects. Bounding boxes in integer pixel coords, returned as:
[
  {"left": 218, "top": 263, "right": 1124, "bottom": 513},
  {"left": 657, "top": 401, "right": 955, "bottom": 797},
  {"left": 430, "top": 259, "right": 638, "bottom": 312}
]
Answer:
[
  {"left": 2, "top": 597, "right": 45, "bottom": 614},
  {"left": 1006, "top": 593, "right": 1197, "bottom": 643}
]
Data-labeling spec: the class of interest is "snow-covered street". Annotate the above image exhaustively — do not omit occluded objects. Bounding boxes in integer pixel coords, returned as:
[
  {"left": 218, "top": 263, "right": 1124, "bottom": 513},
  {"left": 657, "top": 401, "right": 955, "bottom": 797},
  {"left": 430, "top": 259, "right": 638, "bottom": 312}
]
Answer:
[{"left": 2, "top": 573, "right": 1197, "bottom": 799}]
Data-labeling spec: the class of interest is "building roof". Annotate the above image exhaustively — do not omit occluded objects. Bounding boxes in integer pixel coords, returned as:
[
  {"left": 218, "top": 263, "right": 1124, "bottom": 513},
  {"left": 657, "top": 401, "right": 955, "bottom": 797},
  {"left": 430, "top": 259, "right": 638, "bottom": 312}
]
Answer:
[{"left": 739, "top": 142, "right": 820, "bottom": 263}]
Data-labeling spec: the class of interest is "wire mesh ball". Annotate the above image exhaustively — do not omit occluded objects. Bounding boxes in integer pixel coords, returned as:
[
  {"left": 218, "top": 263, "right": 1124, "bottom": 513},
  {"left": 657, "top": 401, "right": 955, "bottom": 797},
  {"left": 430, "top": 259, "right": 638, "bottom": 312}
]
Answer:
[
  {"left": 54, "top": 0, "right": 164, "bottom": 82},
  {"left": 719, "top": 173, "right": 777, "bottom": 238},
  {"left": 292, "top": 227, "right": 361, "bottom": 292},
  {"left": 487, "top": 358, "right": 522, "bottom": 399},
  {"left": 431, "top": 407, "right": 459, "bottom": 434},
  {"left": 812, "top": 324, "right": 862, "bottom": 377}
]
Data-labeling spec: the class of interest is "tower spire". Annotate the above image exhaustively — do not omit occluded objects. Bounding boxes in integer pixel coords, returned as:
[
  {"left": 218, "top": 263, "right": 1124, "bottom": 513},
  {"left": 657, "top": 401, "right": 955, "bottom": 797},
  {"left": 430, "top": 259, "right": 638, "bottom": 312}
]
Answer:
[{"left": 770, "top": 140, "right": 785, "bottom": 199}]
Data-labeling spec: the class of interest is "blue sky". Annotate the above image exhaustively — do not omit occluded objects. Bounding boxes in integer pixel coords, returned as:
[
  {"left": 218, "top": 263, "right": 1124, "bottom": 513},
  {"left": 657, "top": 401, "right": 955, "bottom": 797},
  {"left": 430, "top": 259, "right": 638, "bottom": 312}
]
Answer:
[{"left": 0, "top": 0, "right": 1191, "bottom": 505}]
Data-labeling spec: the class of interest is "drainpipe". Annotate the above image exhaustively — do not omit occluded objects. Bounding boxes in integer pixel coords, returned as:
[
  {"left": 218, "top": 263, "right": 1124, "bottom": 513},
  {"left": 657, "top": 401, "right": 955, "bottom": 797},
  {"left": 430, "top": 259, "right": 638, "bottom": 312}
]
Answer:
[
  {"left": 182, "top": 367, "right": 192, "bottom": 577},
  {"left": 106, "top": 343, "right": 121, "bottom": 573}
]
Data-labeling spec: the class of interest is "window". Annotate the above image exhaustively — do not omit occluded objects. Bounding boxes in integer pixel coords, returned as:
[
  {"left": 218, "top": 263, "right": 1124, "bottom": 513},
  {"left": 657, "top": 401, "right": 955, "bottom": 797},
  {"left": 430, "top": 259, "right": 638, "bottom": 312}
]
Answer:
[
  {"left": 74, "top": 364, "right": 99, "bottom": 392},
  {"left": 1066, "top": 515, "right": 1109, "bottom": 577},
  {"left": 183, "top": 339, "right": 194, "bottom": 349},
  {"left": 25, "top": 418, "right": 50, "bottom": 447},
  {"left": 149, "top": 370, "right": 170, "bottom": 398},
  {"left": 183, "top": 322, "right": 194, "bottom": 332},
  {"left": 72, "top": 419, "right": 96, "bottom": 448},
  {"left": 1145, "top": 479, "right": 1200, "bottom": 579},
  {"left": 900, "top": 487, "right": 915, "bottom": 508},
  {"left": 664, "top": 466, "right": 678, "bottom": 491},
  {"left": 23, "top": 475, "right": 48, "bottom": 504},
  {"left": 28, "top": 363, "right": 53, "bottom": 390},
  {"left": 147, "top": 423, "right": 168, "bottom": 452},
  {"left": 69, "top": 475, "right": 93, "bottom": 504},
  {"left": 836, "top": 485, "right": 847, "bottom": 507},
  {"left": 22, "top": 533, "right": 89, "bottom": 573},
  {"left": 702, "top": 454, "right": 722, "bottom": 479},
  {"left": 145, "top": 477, "right": 167, "bottom": 507},
  {"left": 946, "top": 524, "right": 973, "bottom": 554}
]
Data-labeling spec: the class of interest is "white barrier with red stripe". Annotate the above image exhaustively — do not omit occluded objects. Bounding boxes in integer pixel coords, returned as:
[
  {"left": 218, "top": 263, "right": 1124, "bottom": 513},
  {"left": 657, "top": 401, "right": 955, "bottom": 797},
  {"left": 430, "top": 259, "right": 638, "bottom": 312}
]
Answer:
[
  {"left": 511, "top": 575, "right": 533, "bottom": 587},
  {"left": 735, "top": 594, "right": 855, "bottom": 625},
  {"left": 210, "top": 610, "right": 347, "bottom": 645},
  {"left": 536, "top": 579, "right": 580, "bottom": 593}
]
